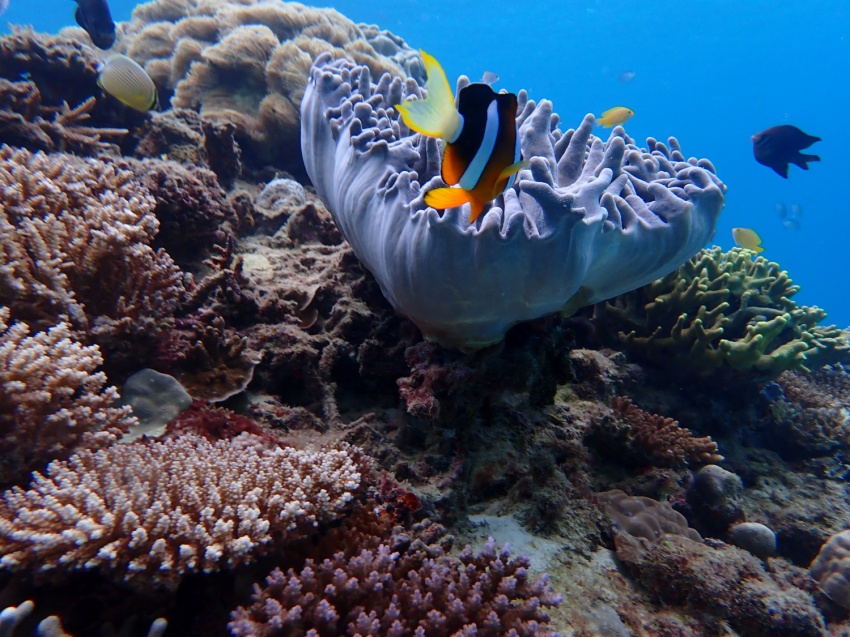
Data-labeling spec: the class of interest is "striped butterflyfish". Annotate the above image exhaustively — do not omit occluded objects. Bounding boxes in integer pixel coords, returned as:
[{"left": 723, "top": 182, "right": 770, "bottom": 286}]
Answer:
[
  {"left": 396, "top": 51, "right": 528, "bottom": 224},
  {"left": 97, "top": 54, "right": 159, "bottom": 112}
]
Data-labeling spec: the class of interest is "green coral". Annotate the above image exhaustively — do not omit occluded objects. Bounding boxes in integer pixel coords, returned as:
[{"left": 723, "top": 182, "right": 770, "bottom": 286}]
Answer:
[{"left": 596, "top": 247, "right": 850, "bottom": 377}]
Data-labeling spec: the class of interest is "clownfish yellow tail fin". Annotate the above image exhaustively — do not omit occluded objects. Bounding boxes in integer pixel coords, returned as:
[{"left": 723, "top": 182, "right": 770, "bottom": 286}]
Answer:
[
  {"left": 395, "top": 50, "right": 463, "bottom": 141},
  {"left": 424, "top": 186, "right": 471, "bottom": 211}
]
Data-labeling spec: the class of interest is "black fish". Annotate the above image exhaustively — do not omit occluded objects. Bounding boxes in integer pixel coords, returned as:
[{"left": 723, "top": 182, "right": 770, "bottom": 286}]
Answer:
[
  {"left": 75, "top": 0, "right": 116, "bottom": 49},
  {"left": 752, "top": 125, "right": 821, "bottom": 178}
]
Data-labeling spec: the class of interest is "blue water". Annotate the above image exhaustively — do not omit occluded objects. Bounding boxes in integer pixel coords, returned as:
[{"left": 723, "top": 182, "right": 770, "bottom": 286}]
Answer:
[{"left": 5, "top": 0, "right": 849, "bottom": 326}]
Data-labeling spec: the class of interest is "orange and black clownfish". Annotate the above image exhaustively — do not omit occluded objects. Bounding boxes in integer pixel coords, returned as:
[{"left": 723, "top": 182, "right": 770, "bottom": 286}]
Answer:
[{"left": 395, "top": 51, "right": 528, "bottom": 224}]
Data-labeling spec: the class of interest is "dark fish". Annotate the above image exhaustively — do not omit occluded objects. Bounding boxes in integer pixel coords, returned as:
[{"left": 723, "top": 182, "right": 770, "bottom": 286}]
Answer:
[
  {"left": 618, "top": 70, "right": 636, "bottom": 83},
  {"left": 75, "top": 0, "right": 116, "bottom": 49},
  {"left": 752, "top": 125, "right": 820, "bottom": 178}
]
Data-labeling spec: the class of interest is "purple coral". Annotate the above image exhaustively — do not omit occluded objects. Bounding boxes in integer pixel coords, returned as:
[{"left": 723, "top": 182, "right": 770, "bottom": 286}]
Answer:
[{"left": 230, "top": 538, "right": 562, "bottom": 636}]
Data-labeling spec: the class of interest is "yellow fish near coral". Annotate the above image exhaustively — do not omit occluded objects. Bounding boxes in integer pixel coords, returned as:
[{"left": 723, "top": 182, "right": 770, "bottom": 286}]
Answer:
[
  {"left": 732, "top": 227, "right": 764, "bottom": 253},
  {"left": 597, "top": 106, "right": 634, "bottom": 128},
  {"left": 395, "top": 51, "right": 528, "bottom": 224},
  {"left": 97, "top": 54, "right": 158, "bottom": 112}
]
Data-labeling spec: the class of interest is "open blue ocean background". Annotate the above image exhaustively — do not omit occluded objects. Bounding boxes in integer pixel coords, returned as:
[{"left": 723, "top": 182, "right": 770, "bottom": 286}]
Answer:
[{"left": 5, "top": 0, "right": 848, "bottom": 327}]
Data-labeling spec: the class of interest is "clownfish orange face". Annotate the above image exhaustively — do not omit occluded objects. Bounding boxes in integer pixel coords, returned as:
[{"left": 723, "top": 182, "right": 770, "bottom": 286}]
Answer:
[{"left": 395, "top": 51, "right": 528, "bottom": 223}]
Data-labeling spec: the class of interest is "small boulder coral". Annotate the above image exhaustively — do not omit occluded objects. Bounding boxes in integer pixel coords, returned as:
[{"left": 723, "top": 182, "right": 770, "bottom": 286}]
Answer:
[{"left": 594, "top": 247, "right": 850, "bottom": 378}]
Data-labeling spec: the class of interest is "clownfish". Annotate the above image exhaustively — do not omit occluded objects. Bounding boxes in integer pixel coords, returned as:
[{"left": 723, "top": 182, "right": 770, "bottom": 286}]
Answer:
[{"left": 395, "top": 51, "right": 528, "bottom": 224}]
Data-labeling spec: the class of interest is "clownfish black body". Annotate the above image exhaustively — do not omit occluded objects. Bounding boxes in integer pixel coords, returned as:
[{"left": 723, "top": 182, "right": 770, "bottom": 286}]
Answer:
[{"left": 396, "top": 51, "right": 527, "bottom": 224}]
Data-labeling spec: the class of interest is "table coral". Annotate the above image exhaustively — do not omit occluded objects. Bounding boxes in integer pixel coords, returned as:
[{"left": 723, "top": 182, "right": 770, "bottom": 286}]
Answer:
[
  {"left": 301, "top": 54, "right": 725, "bottom": 349},
  {"left": 229, "top": 538, "right": 562, "bottom": 637},
  {"left": 0, "top": 308, "right": 135, "bottom": 487},
  {"left": 114, "top": 0, "right": 424, "bottom": 176},
  {"left": 0, "top": 433, "right": 366, "bottom": 589},
  {"left": 596, "top": 246, "right": 850, "bottom": 377}
]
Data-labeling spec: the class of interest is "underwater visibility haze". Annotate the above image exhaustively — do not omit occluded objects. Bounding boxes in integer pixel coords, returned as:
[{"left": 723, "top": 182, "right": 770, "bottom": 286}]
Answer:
[{"left": 0, "top": 0, "right": 849, "bottom": 635}]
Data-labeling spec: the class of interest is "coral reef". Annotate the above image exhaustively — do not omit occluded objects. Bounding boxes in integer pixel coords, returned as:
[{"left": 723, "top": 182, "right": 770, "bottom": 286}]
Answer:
[
  {"left": 114, "top": 0, "right": 424, "bottom": 177},
  {"left": 764, "top": 365, "right": 850, "bottom": 459},
  {"left": 230, "top": 538, "right": 562, "bottom": 636},
  {"left": 0, "top": 433, "right": 366, "bottom": 588},
  {"left": 586, "top": 397, "right": 723, "bottom": 469},
  {"left": 730, "top": 522, "right": 777, "bottom": 560},
  {"left": 0, "top": 146, "right": 184, "bottom": 340},
  {"left": 0, "top": 309, "right": 135, "bottom": 487},
  {"left": 612, "top": 532, "right": 824, "bottom": 636},
  {"left": 594, "top": 246, "right": 850, "bottom": 379},
  {"left": 598, "top": 489, "right": 702, "bottom": 542},
  {"left": 301, "top": 54, "right": 725, "bottom": 349},
  {"left": 0, "top": 29, "right": 135, "bottom": 154},
  {"left": 810, "top": 529, "right": 850, "bottom": 610}
]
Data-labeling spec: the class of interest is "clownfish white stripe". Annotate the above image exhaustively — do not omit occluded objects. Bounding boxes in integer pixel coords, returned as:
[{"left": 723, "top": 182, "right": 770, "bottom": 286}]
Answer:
[
  {"left": 459, "top": 99, "right": 499, "bottom": 191},
  {"left": 506, "top": 124, "right": 523, "bottom": 189}
]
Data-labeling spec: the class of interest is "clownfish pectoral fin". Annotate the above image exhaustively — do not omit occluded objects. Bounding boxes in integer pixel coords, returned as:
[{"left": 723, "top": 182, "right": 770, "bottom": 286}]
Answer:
[
  {"left": 395, "top": 51, "right": 463, "bottom": 141},
  {"left": 424, "top": 186, "right": 471, "bottom": 211},
  {"left": 497, "top": 159, "right": 530, "bottom": 183}
]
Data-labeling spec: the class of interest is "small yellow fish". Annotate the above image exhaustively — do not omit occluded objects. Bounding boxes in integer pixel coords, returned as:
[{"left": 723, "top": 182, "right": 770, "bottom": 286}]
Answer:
[
  {"left": 597, "top": 106, "right": 634, "bottom": 128},
  {"left": 97, "top": 54, "right": 158, "bottom": 112},
  {"left": 732, "top": 227, "right": 764, "bottom": 253}
]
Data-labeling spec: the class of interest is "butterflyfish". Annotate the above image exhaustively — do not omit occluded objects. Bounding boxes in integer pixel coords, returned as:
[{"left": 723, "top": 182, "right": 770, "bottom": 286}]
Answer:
[
  {"left": 74, "top": 0, "right": 116, "bottom": 49},
  {"left": 395, "top": 51, "right": 528, "bottom": 224},
  {"left": 98, "top": 54, "right": 159, "bottom": 112},
  {"left": 752, "top": 125, "right": 820, "bottom": 179},
  {"left": 597, "top": 106, "right": 634, "bottom": 128},
  {"left": 732, "top": 227, "right": 764, "bottom": 253}
]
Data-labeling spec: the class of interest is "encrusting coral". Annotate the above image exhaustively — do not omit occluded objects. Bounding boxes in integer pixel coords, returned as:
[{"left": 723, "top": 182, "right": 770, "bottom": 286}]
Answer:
[
  {"left": 0, "top": 433, "right": 366, "bottom": 589},
  {"left": 113, "top": 0, "right": 424, "bottom": 176},
  {"left": 229, "top": 537, "right": 563, "bottom": 636},
  {"left": 301, "top": 54, "right": 725, "bottom": 349},
  {"left": 595, "top": 246, "right": 850, "bottom": 378},
  {"left": 0, "top": 308, "right": 136, "bottom": 487},
  {"left": 810, "top": 529, "right": 850, "bottom": 610}
]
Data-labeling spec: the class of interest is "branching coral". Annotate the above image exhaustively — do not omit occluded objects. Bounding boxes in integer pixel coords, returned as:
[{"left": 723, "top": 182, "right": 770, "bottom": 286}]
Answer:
[
  {"left": 0, "top": 433, "right": 365, "bottom": 589},
  {"left": 301, "top": 54, "right": 725, "bottom": 349},
  {"left": 587, "top": 397, "right": 723, "bottom": 468},
  {"left": 114, "top": 0, "right": 424, "bottom": 175},
  {"left": 229, "top": 538, "right": 562, "bottom": 636},
  {"left": 595, "top": 246, "right": 850, "bottom": 377},
  {"left": 0, "top": 308, "right": 135, "bottom": 486},
  {"left": 0, "top": 29, "right": 132, "bottom": 154},
  {"left": 0, "top": 146, "right": 185, "bottom": 339}
]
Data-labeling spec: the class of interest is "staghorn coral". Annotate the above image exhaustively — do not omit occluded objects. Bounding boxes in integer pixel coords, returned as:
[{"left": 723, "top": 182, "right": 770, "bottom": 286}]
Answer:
[
  {"left": 0, "top": 29, "right": 137, "bottom": 154},
  {"left": 114, "top": 0, "right": 424, "bottom": 176},
  {"left": 587, "top": 397, "right": 723, "bottom": 468},
  {"left": 595, "top": 246, "right": 850, "bottom": 377},
  {"left": 0, "top": 308, "right": 136, "bottom": 487},
  {"left": 301, "top": 54, "right": 725, "bottom": 350},
  {"left": 0, "top": 433, "right": 365, "bottom": 589},
  {"left": 0, "top": 146, "right": 185, "bottom": 340},
  {"left": 229, "top": 537, "right": 562, "bottom": 637}
]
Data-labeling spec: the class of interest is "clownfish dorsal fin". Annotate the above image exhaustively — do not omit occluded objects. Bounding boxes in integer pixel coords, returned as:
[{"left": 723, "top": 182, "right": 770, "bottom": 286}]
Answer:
[{"left": 395, "top": 51, "right": 463, "bottom": 142}]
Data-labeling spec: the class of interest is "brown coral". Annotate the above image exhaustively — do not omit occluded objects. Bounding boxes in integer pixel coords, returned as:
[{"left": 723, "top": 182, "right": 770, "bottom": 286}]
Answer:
[
  {"left": 0, "top": 433, "right": 366, "bottom": 588},
  {"left": 0, "top": 308, "right": 136, "bottom": 486},
  {"left": 114, "top": 0, "right": 424, "bottom": 176},
  {"left": 587, "top": 397, "right": 723, "bottom": 469},
  {"left": 0, "top": 146, "right": 185, "bottom": 339}
]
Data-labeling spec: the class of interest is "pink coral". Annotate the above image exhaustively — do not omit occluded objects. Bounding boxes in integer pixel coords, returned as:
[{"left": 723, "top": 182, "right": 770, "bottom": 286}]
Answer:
[
  {"left": 0, "top": 308, "right": 135, "bottom": 486},
  {"left": 0, "top": 433, "right": 365, "bottom": 588},
  {"left": 230, "top": 537, "right": 562, "bottom": 636}
]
